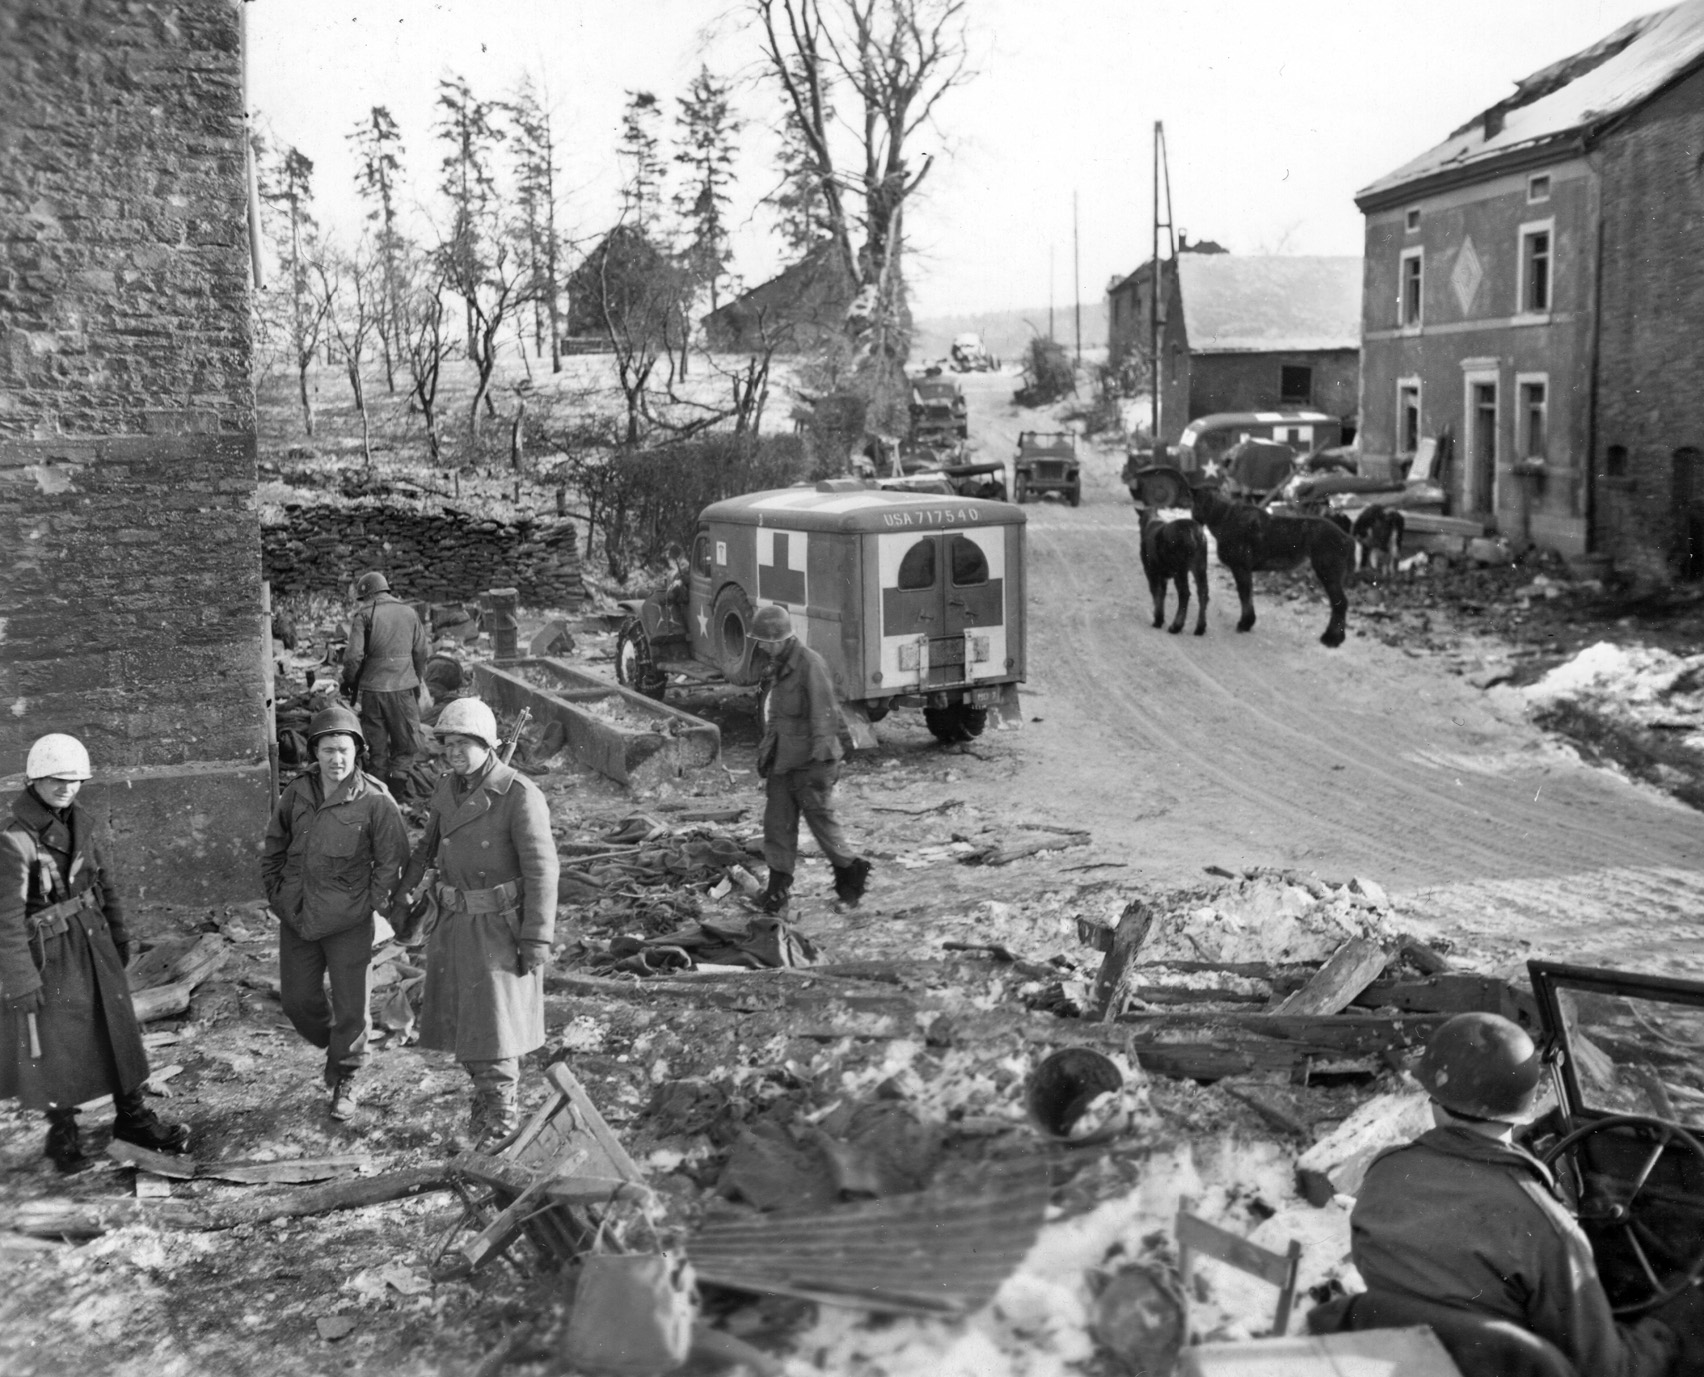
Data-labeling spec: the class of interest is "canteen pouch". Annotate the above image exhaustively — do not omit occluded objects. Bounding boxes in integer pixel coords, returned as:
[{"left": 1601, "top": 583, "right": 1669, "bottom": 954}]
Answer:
[{"left": 562, "top": 1252, "right": 696, "bottom": 1374}]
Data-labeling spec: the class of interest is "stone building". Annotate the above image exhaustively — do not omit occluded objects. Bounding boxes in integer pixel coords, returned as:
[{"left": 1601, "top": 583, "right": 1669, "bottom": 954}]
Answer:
[
  {"left": 1356, "top": 2, "right": 1704, "bottom": 573},
  {"left": 0, "top": 0, "right": 270, "bottom": 901},
  {"left": 701, "top": 243, "right": 855, "bottom": 355},
  {"left": 1106, "top": 248, "right": 1361, "bottom": 444}
]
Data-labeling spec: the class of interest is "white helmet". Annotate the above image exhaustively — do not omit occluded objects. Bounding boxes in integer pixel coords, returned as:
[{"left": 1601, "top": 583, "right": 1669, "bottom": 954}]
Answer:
[
  {"left": 26, "top": 733, "right": 92, "bottom": 781},
  {"left": 433, "top": 698, "right": 500, "bottom": 749}
]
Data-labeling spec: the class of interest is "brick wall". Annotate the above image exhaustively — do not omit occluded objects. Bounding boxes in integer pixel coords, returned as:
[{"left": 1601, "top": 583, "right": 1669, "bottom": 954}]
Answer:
[
  {"left": 1593, "top": 68, "right": 1704, "bottom": 582},
  {"left": 0, "top": 0, "right": 269, "bottom": 903}
]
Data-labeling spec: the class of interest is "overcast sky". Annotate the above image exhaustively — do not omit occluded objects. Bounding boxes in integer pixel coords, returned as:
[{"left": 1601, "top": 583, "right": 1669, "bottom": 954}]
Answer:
[{"left": 247, "top": 0, "right": 1663, "bottom": 322}]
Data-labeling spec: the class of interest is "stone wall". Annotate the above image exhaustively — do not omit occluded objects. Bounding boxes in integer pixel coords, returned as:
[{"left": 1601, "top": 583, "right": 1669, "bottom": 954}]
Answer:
[
  {"left": 1593, "top": 68, "right": 1704, "bottom": 582},
  {"left": 0, "top": 0, "right": 271, "bottom": 904},
  {"left": 262, "top": 502, "right": 587, "bottom": 609}
]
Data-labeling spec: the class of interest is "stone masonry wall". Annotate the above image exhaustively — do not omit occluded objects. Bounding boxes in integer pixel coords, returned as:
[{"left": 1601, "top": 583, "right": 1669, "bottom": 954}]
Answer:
[
  {"left": 263, "top": 502, "right": 587, "bottom": 609},
  {"left": 1593, "top": 68, "right": 1704, "bottom": 582},
  {"left": 0, "top": 0, "right": 269, "bottom": 904}
]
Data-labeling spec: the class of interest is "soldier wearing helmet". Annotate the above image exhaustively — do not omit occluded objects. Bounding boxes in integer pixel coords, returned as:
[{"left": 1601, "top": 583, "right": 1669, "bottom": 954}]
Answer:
[
  {"left": 341, "top": 570, "right": 431, "bottom": 795},
  {"left": 1346, "top": 1012, "right": 1679, "bottom": 1376},
  {"left": 0, "top": 734, "right": 190, "bottom": 1173},
  {"left": 261, "top": 705, "right": 408, "bottom": 1123},
  {"left": 389, "top": 698, "right": 559, "bottom": 1152},
  {"left": 748, "top": 604, "right": 871, "bottom": 915}
]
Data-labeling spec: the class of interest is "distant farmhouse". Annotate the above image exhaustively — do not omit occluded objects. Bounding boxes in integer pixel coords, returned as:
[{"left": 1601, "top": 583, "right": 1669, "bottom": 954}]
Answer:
[
  {"left": 702, "top": 244, "right": 855, "bottom": 355},
  {"left": 1356, "top": 1, "right": 1704, "bottom": 575},
  {"left": 1107, "top": 244, "right": 1361, "bottom": 444}
]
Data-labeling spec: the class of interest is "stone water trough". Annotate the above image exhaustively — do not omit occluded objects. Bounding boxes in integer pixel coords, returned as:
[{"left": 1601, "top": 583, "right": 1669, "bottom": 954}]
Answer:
[{"left": 473, "top": 657, "right": 721, "bottom": 789}]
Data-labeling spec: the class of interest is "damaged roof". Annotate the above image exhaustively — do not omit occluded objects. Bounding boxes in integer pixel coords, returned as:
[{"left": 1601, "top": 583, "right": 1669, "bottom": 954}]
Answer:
[
  {"left": 1358, "top": 3, "right": 1704, "bottom": 204},
  {"left": 1176, "top": 256, "right": 1363, "bottom": 354}
]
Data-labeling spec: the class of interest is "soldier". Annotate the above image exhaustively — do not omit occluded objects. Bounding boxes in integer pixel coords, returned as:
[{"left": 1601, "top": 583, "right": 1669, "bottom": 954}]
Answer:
[
  {"left": 390, "top": 699, "right": 559, "bottom": 1151},
  {"left": 341, "top": 570, "right": 430, "bottom": 793},
  {"left": 1347, "top": 1012, "right": 1679, "bottom": 1376},
  {"left": 748, "top": 605, "right": 872, "bottom": 914},
  {"left": 260, "top": 705, "right": 408, "bottom": 1122},
  {"left": 0, "top": 734, "right": 189, "bottom": 1173}
]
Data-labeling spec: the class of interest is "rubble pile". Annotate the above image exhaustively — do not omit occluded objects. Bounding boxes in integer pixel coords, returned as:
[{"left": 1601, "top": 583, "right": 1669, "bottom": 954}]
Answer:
[{"left": 262, "top": 500, "right": 586, "bottom": 607}]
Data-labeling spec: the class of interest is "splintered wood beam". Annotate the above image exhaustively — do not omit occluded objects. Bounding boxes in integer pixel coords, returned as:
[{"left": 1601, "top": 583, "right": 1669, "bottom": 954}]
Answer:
[
  {"left": 1271, "top": 938, "right": 1391, "bottom": 1017},
  {"left": 1094, "top": 900, "right": 1155, "bottom": 1022}
]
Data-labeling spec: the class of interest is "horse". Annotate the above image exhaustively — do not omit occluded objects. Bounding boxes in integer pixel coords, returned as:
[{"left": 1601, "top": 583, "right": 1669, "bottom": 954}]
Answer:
[{"left": 1189, "top": 486, "right": 1355, "bottom": 648}]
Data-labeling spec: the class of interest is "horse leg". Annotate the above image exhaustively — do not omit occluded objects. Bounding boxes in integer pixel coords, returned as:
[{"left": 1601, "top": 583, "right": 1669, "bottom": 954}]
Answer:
[
  {"left": 1192, "top": 542, "right": 1209, "bottom": 635},
  {"left": 1231, "top": 562, "right": 1256, "bottom": 633},
  {"left": 1168, "top": 569, "right": 1188, "bottom": 633},
  {"left": 1314, "top": 549, "right": 1349, "bottom": 648}
]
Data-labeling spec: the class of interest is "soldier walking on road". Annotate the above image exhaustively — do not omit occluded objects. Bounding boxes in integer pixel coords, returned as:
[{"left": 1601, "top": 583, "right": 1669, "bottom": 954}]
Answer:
[
  {"left": 749, "top": 605, "right": 871, "bottom": 915},
  {"left": 342, "top": 571, "right": 430, "bottom": 793},
  {"left": 0, "top": 734, "right": 189, "bottom": 1173},
  {"left": 261, "top": 706, "right": 408, "bottom": 1122},
  {"left": 390, "top": 699, "right": 559, "bottom": 1152}
]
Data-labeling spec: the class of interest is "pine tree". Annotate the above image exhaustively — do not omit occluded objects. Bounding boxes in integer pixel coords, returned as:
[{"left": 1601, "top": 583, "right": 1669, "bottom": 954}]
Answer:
[
  {"left": 769, "top": 62, "right": 833, "bottom": 257},
  {"left": 511, "top": 74, "right": 565, "bottom": 373},
  {"left": 347, "top": 105, "right": 407, "bottom": 391},
  {"left": 618, "top": 90, "right": 665, "bottom": 234},
  {"left": 433, "top": 74, "right": 506, "bottom": 357},
  {"left": 259, "top": 142, "right": 332, "bottom": 436},
  {"left": 672, "top": 66, "right": 740, "bottom": 314}
]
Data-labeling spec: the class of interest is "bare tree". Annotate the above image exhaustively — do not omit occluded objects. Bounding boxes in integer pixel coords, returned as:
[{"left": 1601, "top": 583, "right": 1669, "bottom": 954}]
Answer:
[
  {"left": 434, "top": 74, "right": 506, "bottom": 358},
  {"left": 396, "top": 255, "right": 457, "bottom": 466},
  {"left": 568, "top": 225, "right": 689, "bottom": 446},
  {"left": 753, "top": 0, "right": 972, "bottom": 428},
  {"left": 437, "top": 231, "right": 536, "bottom": 444},
  {"left": 318, "top": 238, "right": 384, "bottom": 466}
]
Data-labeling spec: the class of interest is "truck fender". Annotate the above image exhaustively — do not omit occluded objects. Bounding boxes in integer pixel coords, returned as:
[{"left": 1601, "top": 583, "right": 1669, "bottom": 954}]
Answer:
[{"left": 615, "top": 598, "right": 648, "bottom": 621}]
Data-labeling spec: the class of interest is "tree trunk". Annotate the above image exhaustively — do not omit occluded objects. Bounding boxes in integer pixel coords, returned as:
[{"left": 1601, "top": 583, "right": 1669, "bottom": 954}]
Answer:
[{"left": 296, "top": 359, "right": 315, "bottom": 437}]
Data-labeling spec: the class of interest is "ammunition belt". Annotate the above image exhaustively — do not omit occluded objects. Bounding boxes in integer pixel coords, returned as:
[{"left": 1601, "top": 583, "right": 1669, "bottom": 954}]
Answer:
[{"left": 28, "top": 887, "right": 100, "bottom": 939}]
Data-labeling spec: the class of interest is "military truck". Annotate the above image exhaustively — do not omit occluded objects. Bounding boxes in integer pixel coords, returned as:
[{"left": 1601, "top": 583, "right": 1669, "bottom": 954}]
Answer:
[
  {"left": 615, "top": 482, "right": 1026, "bottom": 744},
  {"left": 909, "top": 369, "right": 969, "bottom": 440}
]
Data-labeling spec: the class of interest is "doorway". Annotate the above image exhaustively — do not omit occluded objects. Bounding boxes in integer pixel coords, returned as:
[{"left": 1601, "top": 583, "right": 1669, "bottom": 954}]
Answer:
[{"left": 1462, "top": 372, "right": 1498, "bottom": 518}]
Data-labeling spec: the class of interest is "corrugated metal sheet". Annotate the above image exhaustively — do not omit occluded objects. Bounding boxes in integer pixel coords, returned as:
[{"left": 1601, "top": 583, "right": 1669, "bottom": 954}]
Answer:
[
  {"left": 1176, "top": 256, "right": 1363, "bottom": 354},
  {"left": 686, "top": 1160, "right": 1051, "bottom": 1316},
  {"left": 1359, "top": 3, "right": 1704, "bottom": 201}
]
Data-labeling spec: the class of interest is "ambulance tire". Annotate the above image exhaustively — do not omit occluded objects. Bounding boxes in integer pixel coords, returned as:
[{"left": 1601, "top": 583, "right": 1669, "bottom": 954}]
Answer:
[
  {"left": 616, "top": 621, "right": 668, "bottom": 700},
  {"left": 711, "top": 584, "right": 760, "bottom": 685},
  {"left": 924, "top": 703, "right": 988, "bottom": 743}
]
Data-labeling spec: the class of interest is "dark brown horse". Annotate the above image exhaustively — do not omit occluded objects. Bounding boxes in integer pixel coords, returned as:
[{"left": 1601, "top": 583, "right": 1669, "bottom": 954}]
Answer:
[
  {"left": 1130, "top": 466, "right": 1208, "bottom": 635},
  {"left": 1190, "top": 486, "right": 1354, "bottom": 647}
]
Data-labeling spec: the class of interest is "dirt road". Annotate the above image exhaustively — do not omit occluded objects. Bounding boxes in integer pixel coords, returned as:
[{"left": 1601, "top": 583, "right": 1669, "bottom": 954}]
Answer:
[{"left": 956, "top": 372, "right": 1704, "bottom": 974}]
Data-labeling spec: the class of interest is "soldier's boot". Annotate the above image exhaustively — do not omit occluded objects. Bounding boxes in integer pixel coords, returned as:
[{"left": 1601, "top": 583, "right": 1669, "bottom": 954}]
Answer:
[
  {"left": 112, "top": 1089, "right": 190, "bottom": 1154},
  {"left": 44, "top": 1108, "right": 93, "bottom": 1176},
  {"left": 833, "top": 857, "right": 873, "bottom": 907},
  {"left": 754, "top": 870, "right": 793, "bottom": 915},
  {"left": 471, "top": 1088, "right": 519, "bottom": 1155}
]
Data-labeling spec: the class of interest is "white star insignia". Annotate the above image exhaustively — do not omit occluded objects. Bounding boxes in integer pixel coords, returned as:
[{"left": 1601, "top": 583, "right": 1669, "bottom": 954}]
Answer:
[
  {"left": 1201, "top": 458, "right": 1223, "bottom": 479},
  {"left": 696, "top": 609, "right": 709, "bottom": 638}
]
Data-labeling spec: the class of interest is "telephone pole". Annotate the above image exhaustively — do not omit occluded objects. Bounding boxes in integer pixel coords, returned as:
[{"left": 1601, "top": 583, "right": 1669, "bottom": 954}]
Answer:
[{"left": 1073, "top": 191, "right": 1082, "bottom": 365}]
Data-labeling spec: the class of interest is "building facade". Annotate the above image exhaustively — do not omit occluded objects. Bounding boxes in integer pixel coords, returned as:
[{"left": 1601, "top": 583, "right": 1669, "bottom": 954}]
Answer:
[
  {"left": 0, "top": 0, "right": 271, "bottom": 902},
  {"left": 1356, "top": 3, "right": 1704, "bottom": 572}
]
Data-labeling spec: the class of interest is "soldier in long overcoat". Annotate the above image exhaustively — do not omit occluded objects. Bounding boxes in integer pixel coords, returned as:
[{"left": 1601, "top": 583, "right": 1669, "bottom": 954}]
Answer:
[
  {"left": 391, "top": 698, "right": 558, "bottom": 1151},
  {"left": 0, "top": 734, "right": 189, "bottom": 1173}
]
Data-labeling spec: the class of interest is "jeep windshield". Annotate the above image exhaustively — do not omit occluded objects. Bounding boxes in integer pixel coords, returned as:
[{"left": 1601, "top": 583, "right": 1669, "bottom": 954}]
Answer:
[{"left": 1531, "top": 961, "right": 1704, "bottom": 1131}]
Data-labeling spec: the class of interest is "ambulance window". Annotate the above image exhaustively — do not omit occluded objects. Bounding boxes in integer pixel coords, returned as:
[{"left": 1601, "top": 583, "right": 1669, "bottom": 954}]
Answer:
[
  {"left": 692, "top": 534, "right": 711, "bottom": 576},
  {"left": 897, "top": 540, "right": 935, "bottom": 590},
  {"left": 949, "top": 535, "right": 988, "bottom": 586}
]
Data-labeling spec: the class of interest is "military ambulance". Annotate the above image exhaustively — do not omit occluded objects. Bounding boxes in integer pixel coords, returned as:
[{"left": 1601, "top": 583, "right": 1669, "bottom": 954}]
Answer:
[{"left": 615, "top": 481, "right": 1026, "bottom": 744}]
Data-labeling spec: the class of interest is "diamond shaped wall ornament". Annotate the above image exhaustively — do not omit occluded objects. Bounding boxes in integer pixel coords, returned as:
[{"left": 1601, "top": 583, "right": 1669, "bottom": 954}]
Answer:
[{"left": 1452, "top": 238, "right": 1484, "bottom": 315}]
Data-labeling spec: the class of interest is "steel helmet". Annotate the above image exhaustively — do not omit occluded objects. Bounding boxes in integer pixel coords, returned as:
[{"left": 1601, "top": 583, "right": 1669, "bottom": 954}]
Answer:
[
  {"left": 307, "top": 704, "right": 365, "bottom": 751},
  {"left": 433, "top": 697, "right": 500, "bottom": 749},
  {"left": 355, "top": 571, "right": 390, "bottom": 598},
  {"left": 1419, "top": 1012, "right": 1543, "bottom": 1122},
  {"left": 25, "top": 733, "right": 92, "bottom": 782},
  {"left": 749, "top": 605, "right": 794, "bottom": 643}
]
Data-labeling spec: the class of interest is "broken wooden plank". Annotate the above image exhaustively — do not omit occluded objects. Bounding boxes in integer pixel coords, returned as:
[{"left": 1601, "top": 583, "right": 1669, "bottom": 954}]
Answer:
[
  {"left": 546, "top": 1061, "right": 645, "bottom": 1182},
  {"left": 128, "top": 935, "right": 228, "bottom": 993},
  {"left": 198, "top": 1154, "right": 369, "bottom": 1185},
  {"left": 1350, "top": 972, "right": 1539, "bottom": 1027},
  {"left": 1219, "top": 1084, "right": 1310, "bottom": 1138},
  {"left": 132, "top": 980, "right": 196, "bottom": 1023},
  {"left": 1094, "top": 900, "right": 1155, "bottom": 1022},
  {"left": 1271, "top": 939, "right": 1391, "bottom": 1017},
  {"left": 1398, "top": 936, "right": 1453, "bottom": 975},
  {"left": 107, "top": 1140, "right": 197, "bottom": 1179},
  {"left": 960, "top": 834, "right": 1089, "bottom": 866}
]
